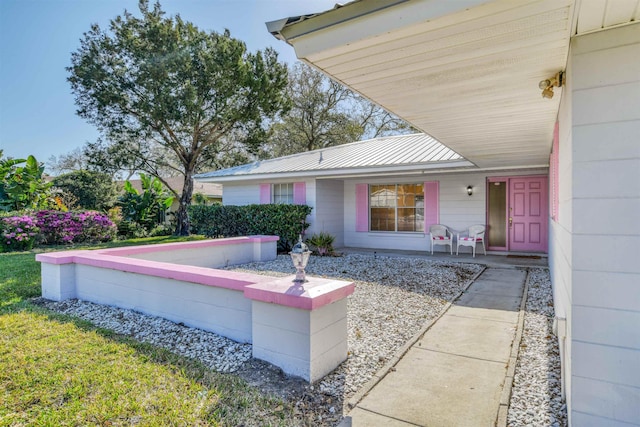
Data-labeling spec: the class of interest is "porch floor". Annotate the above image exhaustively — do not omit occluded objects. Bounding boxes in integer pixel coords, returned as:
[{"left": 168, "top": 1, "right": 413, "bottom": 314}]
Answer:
[{"left": 340, "top": 247, "right": 548, "bottom": 269}]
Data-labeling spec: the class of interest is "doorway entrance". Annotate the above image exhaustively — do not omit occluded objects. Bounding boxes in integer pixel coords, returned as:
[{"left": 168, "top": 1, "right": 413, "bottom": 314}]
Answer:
[{"left": 487, "top": 176, "right": 548, "bottom": 253}]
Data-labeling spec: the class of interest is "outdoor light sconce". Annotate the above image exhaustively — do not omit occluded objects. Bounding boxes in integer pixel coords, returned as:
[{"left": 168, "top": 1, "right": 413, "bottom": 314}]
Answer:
[
  {"left": 466, "top": 185, "right": 473, "bottom": 196},
  {"left": 290, "top": 235, "right": 311, "bottom": 284},
  {"left": 539, "top": 71, "right": 565, "bottom": 99}
]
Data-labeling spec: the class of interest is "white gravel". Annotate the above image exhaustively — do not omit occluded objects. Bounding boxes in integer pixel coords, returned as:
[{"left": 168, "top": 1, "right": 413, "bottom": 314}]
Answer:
[
  {"left": 37, "top": 254, "right": 567, "bottom": 426},
  {"left": 507, "top": 267, "right": 567, "bottom": 426},
  {"left": 227, "top": 253, "right": 482, "bottom": 397}
]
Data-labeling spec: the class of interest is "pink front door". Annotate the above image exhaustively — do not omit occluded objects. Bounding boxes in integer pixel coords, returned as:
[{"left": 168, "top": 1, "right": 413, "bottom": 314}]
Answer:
[{"left": 509, "top": 176, "right": 548, "bottom": 252}]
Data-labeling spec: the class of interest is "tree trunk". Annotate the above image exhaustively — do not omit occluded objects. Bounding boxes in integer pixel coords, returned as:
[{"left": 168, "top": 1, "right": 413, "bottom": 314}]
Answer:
[{"left": 175, "top": 170, "right": 194, "bottom": 236}]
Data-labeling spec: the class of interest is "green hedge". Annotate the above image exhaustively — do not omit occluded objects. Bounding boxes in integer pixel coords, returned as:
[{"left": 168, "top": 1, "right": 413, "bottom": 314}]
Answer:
[{"left": 189, "top": 204, "right": 312, "bottom": 251}]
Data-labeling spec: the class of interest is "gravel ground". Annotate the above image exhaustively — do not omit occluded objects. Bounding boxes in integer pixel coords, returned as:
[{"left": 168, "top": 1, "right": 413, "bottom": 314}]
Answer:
[
  {"left": 507, "top": 267, "right": 567, "bottom": 426},
  {"left": 37, "top": 255, "right": 567, "bottom": 426}
]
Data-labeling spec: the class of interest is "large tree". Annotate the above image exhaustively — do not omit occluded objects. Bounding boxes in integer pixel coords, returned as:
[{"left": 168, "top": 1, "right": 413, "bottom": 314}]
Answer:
[
  {"left": 68, "top": 1, "right": 289, "bottom": 235},
  {"left": 263, "top": 63, "right": 411, "bottom": 158}
]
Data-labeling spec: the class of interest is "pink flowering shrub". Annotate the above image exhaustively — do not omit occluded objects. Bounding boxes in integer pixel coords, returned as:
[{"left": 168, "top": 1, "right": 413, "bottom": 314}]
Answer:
[
  {"left": 0, "top": 215, "right": 40, "bottom": 251},
  {"left": 35, "top": 210, "right": 116, "bottom": 245}
]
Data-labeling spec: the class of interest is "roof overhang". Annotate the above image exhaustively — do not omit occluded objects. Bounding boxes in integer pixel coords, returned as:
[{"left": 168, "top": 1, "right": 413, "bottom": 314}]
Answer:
[{"left": 268, "top": 0, "right": 639, "bottom": 169}]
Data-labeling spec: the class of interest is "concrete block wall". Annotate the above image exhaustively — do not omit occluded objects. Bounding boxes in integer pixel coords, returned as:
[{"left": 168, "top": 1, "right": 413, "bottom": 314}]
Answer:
[
  {"left": 245, "top": 275, "right": 354, "bottom": 382},
  {"left": 104, "top": 236, "right": 278, "bottom": 268},
  {"left": 252, "top": 299, "right": 349, "bottom": 383},
  {"left": 37, "top": 236, "right": 355, "bottom": 383},
  {"left": 74, "top": 264, "right": 254, "bottom": 342}
]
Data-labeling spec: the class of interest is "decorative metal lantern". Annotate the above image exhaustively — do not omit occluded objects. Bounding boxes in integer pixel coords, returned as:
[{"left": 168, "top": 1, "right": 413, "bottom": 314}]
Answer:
[{"left": 290, "top": 235, "right": 311, "bottom": 283}]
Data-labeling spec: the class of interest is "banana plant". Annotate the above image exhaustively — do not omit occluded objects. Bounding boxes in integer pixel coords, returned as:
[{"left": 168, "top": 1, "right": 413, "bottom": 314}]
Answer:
[
  {"left": 0, "top": 153, "right": 52, "bottom": 211},
  {"left": 119, "top": 173, "right": 174, "bottom": 231}
]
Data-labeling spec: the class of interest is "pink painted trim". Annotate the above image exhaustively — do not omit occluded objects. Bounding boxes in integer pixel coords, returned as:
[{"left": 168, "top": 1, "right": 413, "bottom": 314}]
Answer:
[
  {"left": 35, "top": 236, "right": 280, "bottom": 290},
  {"left": 424, "top": 181, "right": 439, "bottom": 230},
  {"left": 62, "top": 252, "right": 271, "bottom": 291},
  {"left": 36, "top": 250, "right": 89, "bottom": 265},
  {"left": 259, "top": 184, "right": 271, "bottom": 204},
  {"left": 355, "top": 184, "right": 368, "bottom": 232},
  {"left": 293, "top": 182, "right": 306, "bottom": 205},
  {"left": 245, "top": 276, "right": 355, "bottom": 310},
  {"left": 99, "top": 236, "right": 278, "bottom": 257}
]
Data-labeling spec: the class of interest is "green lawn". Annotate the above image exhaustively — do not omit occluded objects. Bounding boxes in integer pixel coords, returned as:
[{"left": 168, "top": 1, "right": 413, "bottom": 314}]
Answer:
[{"left": 0, "top": 237, "right": 296, "bottom": 426}]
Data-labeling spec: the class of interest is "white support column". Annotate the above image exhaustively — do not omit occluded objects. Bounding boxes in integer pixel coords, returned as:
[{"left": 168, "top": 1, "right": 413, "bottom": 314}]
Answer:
[{"left": 245, "top": 275, "right": 354, "bottom": 383}]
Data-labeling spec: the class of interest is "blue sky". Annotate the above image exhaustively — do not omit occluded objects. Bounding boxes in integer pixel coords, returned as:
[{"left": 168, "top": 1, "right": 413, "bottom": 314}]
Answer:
[{"left": 0, "top": 0, "right": 337, "bottom": 164}]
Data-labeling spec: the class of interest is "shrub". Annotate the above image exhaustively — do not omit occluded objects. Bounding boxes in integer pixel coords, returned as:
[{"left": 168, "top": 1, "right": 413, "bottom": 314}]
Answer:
[
  {"left": 52, "top": 170, "right": 118, "bottom": 211},
  {"left": 35, "top": 210, "right": 116, "bottom": 245},
  {"left": 0, "top": 215, "right": 40, "bottom": 252},
  {"left": 189, "top": 204, "right": 312, "bottom": 251},
  {"left": 305, "top": 232, "right": 336, "bottom": 256}
]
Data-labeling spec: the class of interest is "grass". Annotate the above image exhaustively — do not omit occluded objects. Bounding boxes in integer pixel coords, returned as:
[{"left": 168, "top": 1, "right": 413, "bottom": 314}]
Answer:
[{"left": 0, "top": 236, "right": 297, "bottom": 426}]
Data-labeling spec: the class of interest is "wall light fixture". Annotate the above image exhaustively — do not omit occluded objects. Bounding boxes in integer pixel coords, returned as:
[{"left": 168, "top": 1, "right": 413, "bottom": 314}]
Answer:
[
  {"left": 539, "top": 71, "right": 565, "bottom": 99},
  {"left": 466, "top": 185, "right": 473, "bottom": 196}
]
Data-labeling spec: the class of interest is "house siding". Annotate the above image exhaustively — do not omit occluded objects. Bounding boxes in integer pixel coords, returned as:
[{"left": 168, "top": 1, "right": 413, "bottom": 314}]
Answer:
[
  {"left": 566, "top": 23, "right": 640, "bottom": 426},
  {"left": 549, "top": 42, "right": 574, "bottom": 414},
  {"left": 343, "top": 171, "right": 547, "bottom": 251},
  {"left": 313, "top": 180, "right": 345, "bottom": 248}
]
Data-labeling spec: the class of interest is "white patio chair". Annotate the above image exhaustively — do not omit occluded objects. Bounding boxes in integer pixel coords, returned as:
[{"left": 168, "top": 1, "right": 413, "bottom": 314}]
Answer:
[
  {"left": 429, "top": 224, "right": 452, "bottom": 255},
  {"left": 456, "top": 225, "right": 486, "bottom": 257}
]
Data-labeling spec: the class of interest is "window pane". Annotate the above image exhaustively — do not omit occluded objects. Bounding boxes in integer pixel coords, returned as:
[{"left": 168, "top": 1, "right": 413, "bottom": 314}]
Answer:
[
  {"left": 273, "top": 183, "right": 293, "bottom": 204},
  {"left": 398, "top": 208, "right": 417, "bottom": 231},
  {"left": 369, "top": 183, "right": 425, "bottom": 232},
  {"left": 371, "top": 208, "right": 395, "bottom": 231},
  {"left": 370, "top": 185, "right": 396, "bottom": 207}
]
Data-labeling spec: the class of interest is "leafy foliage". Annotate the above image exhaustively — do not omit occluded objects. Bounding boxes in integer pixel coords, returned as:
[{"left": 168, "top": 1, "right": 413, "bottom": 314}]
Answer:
[
  {"left": 0, "top": 210, "right": 116, "bottom": 250},
  {"left": 34, "top": 210, "right": 116, "bottom": 245},
  {"left": 262, "top": 63, "right": 412, "bottom": 157},
  {"left": 0, "top": 216, "right": 40, "bottom": 252},
  {"left": 118, "top": 173, "right": 173, "bottom": 236},
  {"left": 68, "top": 1, "right": 290, "bottom": 235},
  {"left": 0, "top": 152, "right": 52, "bottom": 212},
  {"left": 189, "top": 204, "right": 312, "bottom": 251},
  {"left": 52, "top": 170, "right": 118, "bottom": 211},
  {"left": 305, "top": 232, "right": 336, "bottom": 256}
]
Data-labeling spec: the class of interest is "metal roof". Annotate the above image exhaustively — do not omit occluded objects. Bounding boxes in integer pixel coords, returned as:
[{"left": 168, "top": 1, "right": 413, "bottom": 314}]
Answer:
[{"left": 195, "top": 133, "right": 473, "bottom": 181}]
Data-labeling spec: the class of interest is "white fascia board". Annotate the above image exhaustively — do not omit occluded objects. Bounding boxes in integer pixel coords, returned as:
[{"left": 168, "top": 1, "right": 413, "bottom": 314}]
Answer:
[
  {"left": 275, "top": 0, "right": 493, "bottom": 59},
  {"left": 195, "top": 161, "right": 549, "bottom": 183},
  {"left": 194, "top": 160, "right": 471, "bottom": 183}
]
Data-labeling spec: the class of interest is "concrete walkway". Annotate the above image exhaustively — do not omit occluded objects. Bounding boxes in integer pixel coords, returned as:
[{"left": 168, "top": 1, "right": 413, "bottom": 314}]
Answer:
[{"left": 339, "top": 267, "right": 527, "bottom": 427}]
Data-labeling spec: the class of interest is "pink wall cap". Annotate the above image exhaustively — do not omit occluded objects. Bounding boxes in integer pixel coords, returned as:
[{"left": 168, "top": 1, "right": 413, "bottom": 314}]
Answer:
[
  {"left": 36, "top": 250, "right": 89, "bottom": 264},
  {"left": 247, "top": 235, "right": 280, "bottom": 242},
  {"left": 98, "top": 235, "right": 279, "bottom": 256},
  {"left": 72, "top": 253, "right": 272, "bottom": 291},
  {"left": 244, "top": 275, "right": 355, "bottom": 310}
]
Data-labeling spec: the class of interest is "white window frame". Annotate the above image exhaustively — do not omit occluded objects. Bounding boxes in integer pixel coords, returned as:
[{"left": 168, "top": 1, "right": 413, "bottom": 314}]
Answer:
[
  {"left": 272, "top": 183, "right": 294, "bottom": 204},
  {"left": 369, "top": 183, "right": 424, "bottom": 233}
]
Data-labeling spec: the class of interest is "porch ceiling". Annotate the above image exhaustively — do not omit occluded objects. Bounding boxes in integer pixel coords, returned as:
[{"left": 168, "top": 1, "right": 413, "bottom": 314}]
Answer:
[{"left": 269, "top": 0, "right": 636, "bottom": 169}]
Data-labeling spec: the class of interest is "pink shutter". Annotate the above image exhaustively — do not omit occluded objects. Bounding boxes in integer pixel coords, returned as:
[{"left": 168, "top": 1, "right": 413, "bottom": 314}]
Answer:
[
  {"left": 293, "top": 182, "right": 306, "bottom": 205},
  {"left": 355, "top": 184, "right": 368, "bottom": 232},
  {"left": 259, "top": 184, "right": 271, "bottom": 204},
  {"left": 424, "top": 181, "right": 439, "bottom": 230}
]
